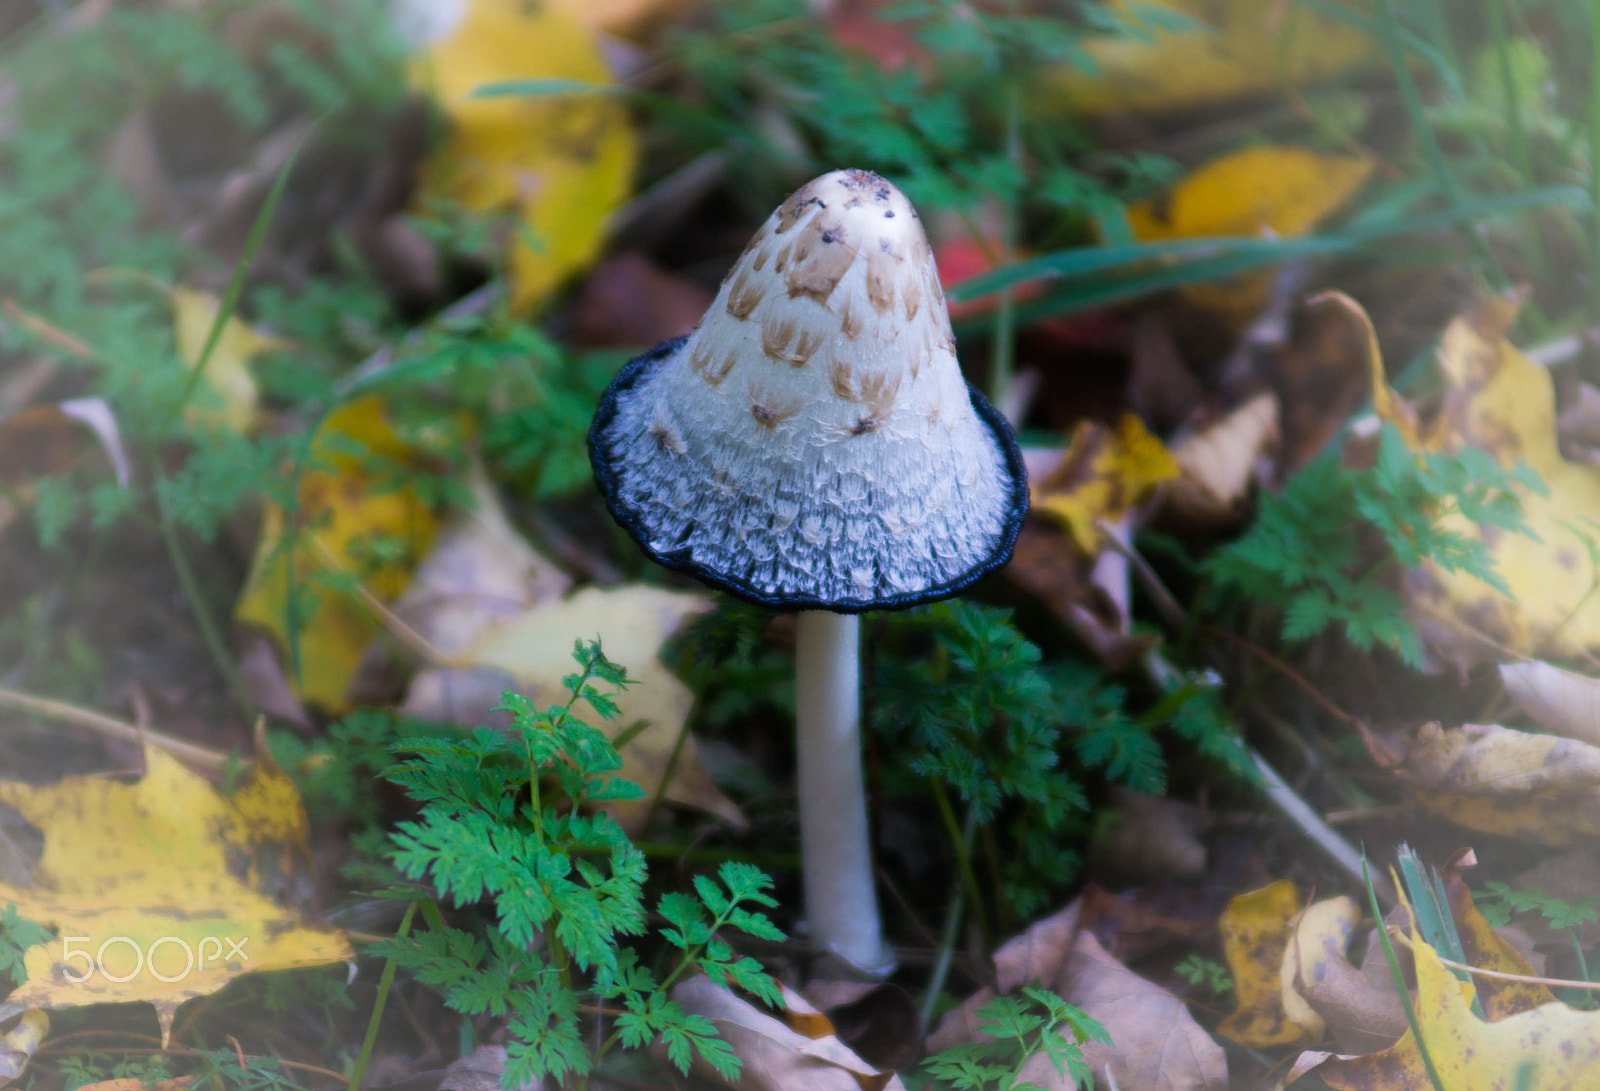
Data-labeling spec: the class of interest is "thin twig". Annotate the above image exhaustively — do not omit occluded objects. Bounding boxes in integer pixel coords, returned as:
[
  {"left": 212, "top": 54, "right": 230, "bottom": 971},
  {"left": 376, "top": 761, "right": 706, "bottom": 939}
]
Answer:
[
  {"left": 1427, "top": 951, "right": 1600, "bottom": 992},
  {"left": 304, "top": 537, "right": 450, "bottom": 668},
  {"left": 1097, "top": 518, "right": 1185, "bottom": 629},
  {"left": 1250, "top": 745, "right": 1397, "bottom": 908},
  {"left": 0, "top": 684, "right": 228, "bottom": 769},
  {"left": 1202, "top": 625, "right": 1357, "bottom": 725}
]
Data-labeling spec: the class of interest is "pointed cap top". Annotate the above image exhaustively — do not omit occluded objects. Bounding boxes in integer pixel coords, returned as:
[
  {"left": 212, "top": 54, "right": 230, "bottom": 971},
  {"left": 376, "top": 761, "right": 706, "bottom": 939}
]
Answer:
[{"left": 589, "top": 169, "right": 1027, "bottom": 611}]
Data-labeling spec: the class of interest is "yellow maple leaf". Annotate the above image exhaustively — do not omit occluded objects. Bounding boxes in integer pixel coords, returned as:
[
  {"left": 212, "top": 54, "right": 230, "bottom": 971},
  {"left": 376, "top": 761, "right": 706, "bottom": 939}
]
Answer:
[
  {"left": 1046, "top": 0, "right": 1377, "bottom": 117},
  {"left": 1033, "top": 413, "right": 1180, "bottom": 554},
  {"left": 0, "top": 748, "right": 351, "bottom": 1044},
  {"left": 234, "top": 398, "right": 440, "bottom": 711},
  {"left": 412, "top": 0, "right": 636, "bottom": 313}
]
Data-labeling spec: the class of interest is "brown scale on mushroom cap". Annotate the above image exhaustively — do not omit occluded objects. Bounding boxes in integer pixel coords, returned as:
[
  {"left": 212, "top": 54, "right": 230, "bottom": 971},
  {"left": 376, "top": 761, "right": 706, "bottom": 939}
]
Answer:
[{"left": 589, "top": 169, "right": 1027, "bottom": 610}]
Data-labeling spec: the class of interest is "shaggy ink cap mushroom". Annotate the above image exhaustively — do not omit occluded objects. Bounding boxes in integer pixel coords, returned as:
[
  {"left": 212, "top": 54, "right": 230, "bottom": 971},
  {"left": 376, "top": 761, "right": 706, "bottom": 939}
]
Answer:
[{"left": 589, "top": 168, "right": 1028, "bottom": 611}]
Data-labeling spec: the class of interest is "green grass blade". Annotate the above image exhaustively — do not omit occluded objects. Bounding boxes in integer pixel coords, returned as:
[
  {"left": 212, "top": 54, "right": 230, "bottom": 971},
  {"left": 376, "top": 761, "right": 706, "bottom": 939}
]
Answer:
[
  {"left": 159, "top": 130, "right": 308, "bottom": 442},
  {"left": 1365, "top": 853, "right": 1449, "bottom": 1091}
]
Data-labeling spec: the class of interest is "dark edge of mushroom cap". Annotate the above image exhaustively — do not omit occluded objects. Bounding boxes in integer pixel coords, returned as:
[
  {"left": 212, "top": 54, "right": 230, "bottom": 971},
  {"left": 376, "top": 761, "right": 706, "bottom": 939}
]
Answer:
[{"left": 587, "top": 335, "right": 1030, "bottom": 613}]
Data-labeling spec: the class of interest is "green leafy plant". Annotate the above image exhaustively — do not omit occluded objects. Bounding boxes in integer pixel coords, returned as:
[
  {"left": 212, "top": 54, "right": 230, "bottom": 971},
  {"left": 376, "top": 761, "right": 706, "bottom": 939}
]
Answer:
[
  {"left": 373, "top": 640, "right": 784, "bottom": 1089},
  {"left": 1478, "top": 881, "right": 1600, "bottom": 932},
  {"left": 57, "top": 1054, "right": 174, "bottom": 1091},
  {"left": 919, "top": 986, "right": 1109, "bottom": 1091},
  {"left": 873, "top": 602, "right": 1250, "bottom": 921},
  {"left": 1173, "top": 954, "right": 1234, "bottom": 1001},
  {"left": 1206, "top": 424, "right": 1543, "bottom": 667},
  {"left": 1477, "top": 879, "right": 1599, "bottom": 1006},
  {"left": 0, "top": 903, "right": 52, "bottom": 987}
]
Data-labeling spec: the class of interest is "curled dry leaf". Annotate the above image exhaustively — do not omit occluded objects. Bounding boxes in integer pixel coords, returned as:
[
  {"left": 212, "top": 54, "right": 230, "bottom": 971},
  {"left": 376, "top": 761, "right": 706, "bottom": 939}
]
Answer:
[
  {"left": 1280, "top": 895, "right": 1360, "bottom": 1044},
  {"left": 1439, "top": 856, "right": 1556, "bottom": 1020},
  {"left": 1294, "top": 929, "right": 1600, "bottom": 1090},
  {"left": 1499, "top": 660, "right": 1600, "bottom": 747},
  {"left": 1161, "top": 391, "right": 1278, "bottom": 528},
  {"left": 1359, "top": 720, "right": 1600, "bottom": 847},
  {"left": 0, "top": 397, "right": 129, "bottom": 539},
  {"left": 929, "top": 897, "right": 1227, "bottom": 1091},
  {"left": 1271, "top": 291, "right": 1397, "bottom": 474},
  {"left": 1005, "top": 518, "right": 1157, "bottom": 670},
  {"left": 667, "top": 975, "right": 906, "bottom": 1091},
  {"left": 0, "top": 1010, "right": 47, "bottom": 1088},
  {"left": 798, "top": 979, "right": 922, "bottom": 1072}
]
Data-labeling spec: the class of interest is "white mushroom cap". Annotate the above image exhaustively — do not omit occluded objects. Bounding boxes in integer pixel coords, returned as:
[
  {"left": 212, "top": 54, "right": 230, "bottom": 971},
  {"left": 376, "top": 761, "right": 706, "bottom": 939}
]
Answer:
[{"left": 589, "top": 169, "right": 1027, "bottom": 610}]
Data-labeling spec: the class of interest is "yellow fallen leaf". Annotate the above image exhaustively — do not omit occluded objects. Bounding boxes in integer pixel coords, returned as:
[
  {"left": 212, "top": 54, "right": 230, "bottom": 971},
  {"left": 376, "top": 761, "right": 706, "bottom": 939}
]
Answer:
[
  {"left": 1442, "top": 859, "right": 1556, "bottom": 1019},
  {"left": 1127, "top": 147, "right": 1372, "bottom": 321},
  {"left": 1291, "top": 872, "right": 1564, "bottom": 1089},
  {"left": 412, "top": 0, "right": 635, "bottom": 313},
  {"left": 440, "top": 584, "right": 744, "bottom": 831},
  {"left": 1388, "top": 294, "right": 1600, "bottom": 667},
  {"left": 1128, "top": 148, "right": 1372, "bottom": 243},
  {"left": 171, "top": 286, "right": 280, "bottom": 434},
  {"left": 235, "top": 398, "right": 440, "bottom": 711},
  {"left": 1281, "top": 896, "right": 1359, "bottom": 1043},
  {"left": 1359, "top": 720, "right": 1600, "bottom": 848},
  {"left": 1218, "top": 879, "right": 1312, "bottom": 1047},
  {"left": 1033, "top": 413, "right": 1180, "bottom": 554},
  {"left": 0, "top": 747, "right": 351, "bottom": 1044},
  {"left": 1412, "top": 931, "right": 1600, "bottom": 1087},
  {"left": 0, "top": 1010, "right": 47, "bottom": 1087},
  {"left": 1047, "top": 0, "right": 1377, "bottom": 117}
]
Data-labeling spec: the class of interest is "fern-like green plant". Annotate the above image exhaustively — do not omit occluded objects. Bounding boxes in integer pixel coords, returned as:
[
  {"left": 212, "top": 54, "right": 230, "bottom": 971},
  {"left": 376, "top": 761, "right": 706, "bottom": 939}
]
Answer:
[
  {"left": 919, "top": 986, "right": 1109, "bottom": 1091},
  {"left": 1206, "top": 423, "right": 1543, "bottom": 667},
  {"left": 0, "top": 903, "right": 52, "bottom": 987},
  {"left": 374, "top": 640, "right": 784, "bottom": 1090},
  {"left": 872, "top": 602, "right": 1250, "bottom": 919}
]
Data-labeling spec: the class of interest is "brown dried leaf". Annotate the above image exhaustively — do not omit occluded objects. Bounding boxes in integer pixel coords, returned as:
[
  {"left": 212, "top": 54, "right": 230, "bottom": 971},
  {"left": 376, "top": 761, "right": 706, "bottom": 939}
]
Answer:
[
  {"left": 1499, "top": 660, "right": 1600, "bottom": 747},
  {"left": 1359, "top": 720, "right": 1600, "bottom": 847},
  {"left": 930, "top": 898, "right": 1227, "bottom": 1091},
  {"left": 667, "top": 976, "right": 905, "bottom": 1091},
  {"left": 1161, "top": 392, "right": 1278, "bottom": 528}
]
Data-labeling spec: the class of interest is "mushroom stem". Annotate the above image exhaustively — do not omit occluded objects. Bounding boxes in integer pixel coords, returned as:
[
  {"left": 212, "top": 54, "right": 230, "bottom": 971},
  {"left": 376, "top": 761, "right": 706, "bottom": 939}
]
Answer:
[{"left": 794, "top": 609, "right": 894, "bottom": 977}]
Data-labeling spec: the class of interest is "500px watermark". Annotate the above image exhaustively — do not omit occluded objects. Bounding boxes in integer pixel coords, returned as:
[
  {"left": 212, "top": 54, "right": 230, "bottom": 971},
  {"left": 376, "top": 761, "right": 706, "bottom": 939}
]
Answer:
[{"left": 60, "top": 935, "right": 250, "bottom": 983}]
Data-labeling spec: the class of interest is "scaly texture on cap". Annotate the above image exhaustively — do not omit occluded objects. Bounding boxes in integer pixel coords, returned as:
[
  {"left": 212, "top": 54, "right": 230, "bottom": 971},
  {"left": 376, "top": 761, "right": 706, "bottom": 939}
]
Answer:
[{"left": 589, "top": 169, "right": 1028, "bottom": 611}]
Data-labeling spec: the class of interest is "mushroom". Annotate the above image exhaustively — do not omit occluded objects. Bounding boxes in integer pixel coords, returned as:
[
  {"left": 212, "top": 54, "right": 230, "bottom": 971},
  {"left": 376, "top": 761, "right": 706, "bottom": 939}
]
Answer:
[{"left": 588, "top": 168, "right": 1027, "bottom": 976}]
